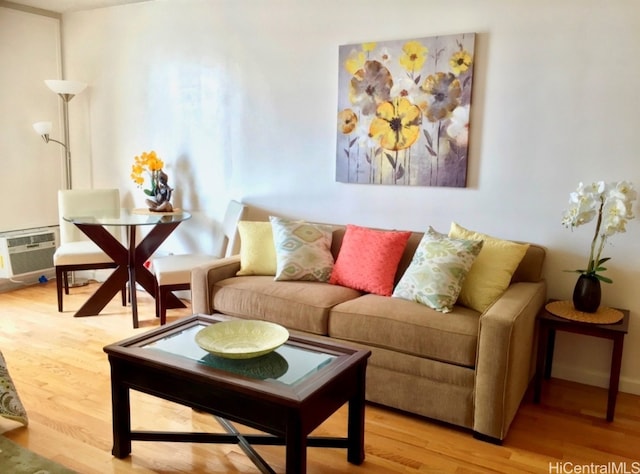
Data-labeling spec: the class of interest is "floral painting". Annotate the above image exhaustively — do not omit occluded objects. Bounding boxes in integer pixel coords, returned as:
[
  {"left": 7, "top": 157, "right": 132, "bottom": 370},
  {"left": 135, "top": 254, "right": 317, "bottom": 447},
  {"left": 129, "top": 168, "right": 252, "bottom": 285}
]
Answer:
[{"left": 336, "top": 33, "right": 475, "bottom": 187}]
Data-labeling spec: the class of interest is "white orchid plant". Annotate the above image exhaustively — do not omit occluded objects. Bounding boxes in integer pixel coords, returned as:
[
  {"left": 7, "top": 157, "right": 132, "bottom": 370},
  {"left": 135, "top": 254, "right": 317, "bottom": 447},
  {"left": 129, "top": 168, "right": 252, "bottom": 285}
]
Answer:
[{"left": 561, "top": 181, "right": 637, "bottom": 283}]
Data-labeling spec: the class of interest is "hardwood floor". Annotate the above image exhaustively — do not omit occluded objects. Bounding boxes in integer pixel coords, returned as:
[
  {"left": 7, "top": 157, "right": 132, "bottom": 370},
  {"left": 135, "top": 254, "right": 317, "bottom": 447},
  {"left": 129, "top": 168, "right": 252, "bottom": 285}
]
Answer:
[{"left": 0, "top": 281, "right": 638, "bottom": 473}]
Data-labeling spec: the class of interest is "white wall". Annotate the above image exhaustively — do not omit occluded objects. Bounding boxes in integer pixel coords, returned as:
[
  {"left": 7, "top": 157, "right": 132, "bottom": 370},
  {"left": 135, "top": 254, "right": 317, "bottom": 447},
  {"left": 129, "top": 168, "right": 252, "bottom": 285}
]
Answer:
[
  {"left": 57, "top": 0, "right": 640, "bottom": 394},
  {"left": 0, "top": 6, "right": 62, "bottom": 233}
]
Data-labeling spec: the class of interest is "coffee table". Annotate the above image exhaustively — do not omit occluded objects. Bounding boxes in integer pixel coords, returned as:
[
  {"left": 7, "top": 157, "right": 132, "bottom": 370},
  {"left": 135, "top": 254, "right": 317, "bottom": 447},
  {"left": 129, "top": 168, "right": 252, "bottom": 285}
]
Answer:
[{"left": 103, "top": 313, "right": 371, "bottom": 474}]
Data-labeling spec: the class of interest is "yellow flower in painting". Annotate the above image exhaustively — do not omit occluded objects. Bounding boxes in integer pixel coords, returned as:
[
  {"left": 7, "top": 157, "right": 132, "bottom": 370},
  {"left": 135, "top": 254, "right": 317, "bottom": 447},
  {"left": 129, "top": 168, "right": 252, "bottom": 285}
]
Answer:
[
  {"left": 399, "top": 40, "right": 428, "bottom": 74},
  {"left": 362, "top": 42, "right": 376, "bottom": 52},
  {"left": 450, "top": 50, "right": 473, "bottom": 75},
  {"left": 345, "top": 49, "right": 366, "bottom": 75},
  {"left": 349, "top": 60, "right": 393, "bottom": 116},
  {"left": 369, "top": 98, "right": 422, "bottom": 151},
  {"left": 337, "top": 109, "right": 358, "bottom": 134},
  {"left": 421, "top": 72, "right": 461, "bottom": 122}
]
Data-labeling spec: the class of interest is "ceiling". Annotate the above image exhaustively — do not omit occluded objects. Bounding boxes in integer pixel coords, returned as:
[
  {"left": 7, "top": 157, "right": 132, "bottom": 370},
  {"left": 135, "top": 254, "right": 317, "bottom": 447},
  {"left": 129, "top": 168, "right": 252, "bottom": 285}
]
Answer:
[{"left": 5, "top": 0, "right": 149, "bottom": 13}]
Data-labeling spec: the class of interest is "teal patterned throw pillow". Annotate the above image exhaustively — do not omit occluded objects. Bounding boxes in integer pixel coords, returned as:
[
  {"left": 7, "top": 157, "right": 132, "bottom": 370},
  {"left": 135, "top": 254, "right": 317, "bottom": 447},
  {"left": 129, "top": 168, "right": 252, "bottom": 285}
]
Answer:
[
  {"left": 392, "top": 227, "right": 483, "bottom": 313},
  {"left": 269, "top": 216, "right": 335, "bottom": 282}
]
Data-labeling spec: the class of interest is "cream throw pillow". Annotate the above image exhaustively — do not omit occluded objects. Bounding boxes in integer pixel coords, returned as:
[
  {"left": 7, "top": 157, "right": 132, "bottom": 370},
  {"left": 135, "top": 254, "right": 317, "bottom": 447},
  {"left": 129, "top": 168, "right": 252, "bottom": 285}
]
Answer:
[
  {"left": 236, "top": 221, "right": 277, "bottom": 276},
  {"left": 449, "top": 222, "right": 529, "bottom": 313},
  {"left": 270, "top": 216, "right": 334, "bottom": 281},
  {"left": 392, "top": 227, "right": 483, "bottom": 313}
]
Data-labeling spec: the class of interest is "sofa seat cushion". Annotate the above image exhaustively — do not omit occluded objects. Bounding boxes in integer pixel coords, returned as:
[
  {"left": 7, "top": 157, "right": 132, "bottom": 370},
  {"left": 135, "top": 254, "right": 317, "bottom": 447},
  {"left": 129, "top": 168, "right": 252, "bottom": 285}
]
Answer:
[
  {"left": 212, "top": 276, "right": 362, "bottom": 335},
  {"left": 329, "top": 294, "right": 480, "bottom": 367}
]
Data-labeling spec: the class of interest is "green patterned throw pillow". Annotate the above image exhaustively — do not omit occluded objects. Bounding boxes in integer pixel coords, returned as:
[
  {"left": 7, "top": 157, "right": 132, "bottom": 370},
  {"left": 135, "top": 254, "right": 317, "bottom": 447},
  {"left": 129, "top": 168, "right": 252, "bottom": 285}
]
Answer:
[
  {"left": 392, "top": 227, "right": 483, "bottom": 313},
  {"left": 0, "top": 351, "right": 28, "bottom": 426},
  {"left": 269, "top": 216, "right": 335, "bottom": 282}
]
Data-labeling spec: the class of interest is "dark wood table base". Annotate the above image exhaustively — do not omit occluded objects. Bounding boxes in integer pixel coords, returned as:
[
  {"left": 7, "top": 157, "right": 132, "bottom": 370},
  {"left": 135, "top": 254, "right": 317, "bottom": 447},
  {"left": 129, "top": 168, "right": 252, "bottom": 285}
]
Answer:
[
  {"left": 74, "top": 222, "right": 185, "bottom": 327},
  {"left": 110, "top": 363, "right": 366, "bottom": 474},
  {"left": 123, "top": 415, "right": 356, "bottom": 474}
]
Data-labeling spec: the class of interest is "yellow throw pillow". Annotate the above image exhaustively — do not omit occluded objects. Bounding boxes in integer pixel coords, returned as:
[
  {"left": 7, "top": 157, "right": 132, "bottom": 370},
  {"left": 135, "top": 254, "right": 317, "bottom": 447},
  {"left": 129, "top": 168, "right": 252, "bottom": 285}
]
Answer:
[
  {"left": 449, "top": 222, "right": 529, "bottom": 313},
  {"left": 236, "top": 221, "right": 277, "bottom": 276}
]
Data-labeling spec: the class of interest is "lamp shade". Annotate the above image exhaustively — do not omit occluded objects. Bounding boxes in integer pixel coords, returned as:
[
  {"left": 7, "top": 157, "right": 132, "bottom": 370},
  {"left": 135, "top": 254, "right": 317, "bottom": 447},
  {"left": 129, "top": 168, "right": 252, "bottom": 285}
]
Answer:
[
  {"left": 33, "top": 121, "right": 52, "bottom": 136},
  {"left": 44, "top": 80, "right": 87, "bottom": 96}
]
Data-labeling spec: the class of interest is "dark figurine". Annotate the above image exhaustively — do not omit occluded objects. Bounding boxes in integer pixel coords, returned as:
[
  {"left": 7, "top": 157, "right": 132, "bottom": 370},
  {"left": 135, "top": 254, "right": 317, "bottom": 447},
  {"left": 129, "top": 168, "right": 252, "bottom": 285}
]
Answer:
[{"left": 146, "top": 170, "right": 174, "bottom": 212}]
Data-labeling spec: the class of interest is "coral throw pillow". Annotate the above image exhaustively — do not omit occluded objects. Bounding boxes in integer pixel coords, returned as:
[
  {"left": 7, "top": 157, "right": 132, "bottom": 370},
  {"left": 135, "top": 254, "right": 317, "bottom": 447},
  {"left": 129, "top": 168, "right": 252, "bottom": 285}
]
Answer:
[
  {"left": 449, "top": 222, "right": 529, "bottom": 313},
  {"left": 329, "top": 224, "right": 412, "bottom": 296}
]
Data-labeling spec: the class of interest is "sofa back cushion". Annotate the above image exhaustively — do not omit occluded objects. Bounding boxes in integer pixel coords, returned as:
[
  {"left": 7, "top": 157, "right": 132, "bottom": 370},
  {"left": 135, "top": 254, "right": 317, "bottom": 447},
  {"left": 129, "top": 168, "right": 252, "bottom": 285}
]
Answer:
[
  {"left": 510, "top": 243, "right": 546, "bottom": 283},
  {"left": 212, "top": 276, "right": 362, "bottom": 335}
]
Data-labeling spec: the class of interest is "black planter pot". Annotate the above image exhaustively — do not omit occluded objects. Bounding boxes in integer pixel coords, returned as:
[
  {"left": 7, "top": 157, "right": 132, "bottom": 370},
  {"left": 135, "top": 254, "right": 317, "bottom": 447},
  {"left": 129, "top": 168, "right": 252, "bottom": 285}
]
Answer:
[{"left": 572, "top": 274, "right": 601, "bottom": 313}]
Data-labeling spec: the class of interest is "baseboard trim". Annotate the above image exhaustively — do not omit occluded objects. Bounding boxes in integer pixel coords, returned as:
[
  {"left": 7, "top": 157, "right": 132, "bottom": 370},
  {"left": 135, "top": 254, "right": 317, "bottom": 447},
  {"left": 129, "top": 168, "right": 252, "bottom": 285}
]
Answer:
[
  {"left": 0, "top": 269, "right": 56, "bottom": 293},
  {"left": 552, "top": 362, "right": 640, "bottom": 396}
]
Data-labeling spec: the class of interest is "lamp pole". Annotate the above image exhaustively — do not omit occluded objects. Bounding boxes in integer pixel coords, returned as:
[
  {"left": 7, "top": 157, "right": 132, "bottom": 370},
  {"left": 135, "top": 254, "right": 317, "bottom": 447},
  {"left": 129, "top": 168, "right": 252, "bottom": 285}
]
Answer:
[{"left": 60, "top": 93, "right": 73, "bottom": 190}]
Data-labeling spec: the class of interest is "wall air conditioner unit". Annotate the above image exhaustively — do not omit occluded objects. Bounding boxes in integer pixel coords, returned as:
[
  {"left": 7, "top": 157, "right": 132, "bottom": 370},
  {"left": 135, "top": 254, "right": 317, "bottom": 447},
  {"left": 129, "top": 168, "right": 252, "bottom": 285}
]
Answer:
[{"left": 0, "top": 227, "right": 58, "bottom": 279}]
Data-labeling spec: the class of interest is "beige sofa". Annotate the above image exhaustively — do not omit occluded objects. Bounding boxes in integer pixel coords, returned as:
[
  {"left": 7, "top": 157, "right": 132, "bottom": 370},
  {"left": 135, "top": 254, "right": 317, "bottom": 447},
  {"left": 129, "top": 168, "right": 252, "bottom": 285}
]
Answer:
[{"left": 191, "top": 226, "right": 546, "bottom": 442}]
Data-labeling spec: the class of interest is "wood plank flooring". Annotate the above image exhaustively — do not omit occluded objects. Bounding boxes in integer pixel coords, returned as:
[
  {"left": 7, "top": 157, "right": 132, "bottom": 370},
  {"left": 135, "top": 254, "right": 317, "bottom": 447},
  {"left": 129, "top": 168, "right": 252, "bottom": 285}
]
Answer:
[{"left": 0, "top": 281, "right": 638, "bottom": 473}]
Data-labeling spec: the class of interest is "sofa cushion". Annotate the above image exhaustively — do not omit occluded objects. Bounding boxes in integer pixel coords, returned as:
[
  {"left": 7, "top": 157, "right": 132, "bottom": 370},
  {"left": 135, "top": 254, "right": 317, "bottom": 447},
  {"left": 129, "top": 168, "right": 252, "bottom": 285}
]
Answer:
[
  {"left": 392, "top": 227, "right": 483, "bottom": 313},
  {"left": 212, "top": 276, "right": 362, "bottom": 335},
  {"left": 449, "top": 222, "right": 529, "bottom": 313},
  {"left": 329, "top": 224, "right": 412, "bottom": 296},
  {"left": 236, "top": 221, "right": 277, "bottom": 276},
  {"left": 329, "top": 294, "right": 480, "bottom": 368},
  {"left": 269, "top": 216, "right": 334, "bottom": 282}
]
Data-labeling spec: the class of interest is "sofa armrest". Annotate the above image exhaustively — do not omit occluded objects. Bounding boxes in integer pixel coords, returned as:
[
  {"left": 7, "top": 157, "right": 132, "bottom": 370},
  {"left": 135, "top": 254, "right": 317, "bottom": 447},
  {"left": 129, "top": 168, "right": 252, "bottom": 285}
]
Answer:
[
  {"left": 191, "top": 255, "right": 241, "bottom": 315},
  {"left": 473, "top": 280, "right": 546, "bottom": 441}
]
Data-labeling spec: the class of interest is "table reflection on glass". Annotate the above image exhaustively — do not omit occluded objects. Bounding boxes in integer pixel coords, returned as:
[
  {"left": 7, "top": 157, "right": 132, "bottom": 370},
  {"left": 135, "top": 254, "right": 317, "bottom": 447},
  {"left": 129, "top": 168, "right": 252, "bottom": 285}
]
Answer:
[{"left": 64, "top": 208, "right": 191, "bottom": 328}]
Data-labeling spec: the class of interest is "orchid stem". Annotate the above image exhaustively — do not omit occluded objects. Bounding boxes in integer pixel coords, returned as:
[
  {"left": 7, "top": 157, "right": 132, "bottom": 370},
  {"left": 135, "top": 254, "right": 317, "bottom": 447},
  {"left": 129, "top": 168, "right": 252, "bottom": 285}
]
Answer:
[{"left": 587, "top": 198, "right": 604, "bottom": 273}]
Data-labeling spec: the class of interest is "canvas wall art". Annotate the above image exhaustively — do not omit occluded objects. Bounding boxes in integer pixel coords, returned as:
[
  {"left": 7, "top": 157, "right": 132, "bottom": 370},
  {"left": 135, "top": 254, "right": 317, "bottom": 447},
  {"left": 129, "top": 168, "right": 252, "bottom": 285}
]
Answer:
[{"left": 336, "top": 33, "right": 475, "bottom": 187}]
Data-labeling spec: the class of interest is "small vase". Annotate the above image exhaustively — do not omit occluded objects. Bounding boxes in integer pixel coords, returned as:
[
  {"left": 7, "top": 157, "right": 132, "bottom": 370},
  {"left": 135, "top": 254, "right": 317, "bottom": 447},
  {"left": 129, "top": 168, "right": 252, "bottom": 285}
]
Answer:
[{"left": 572, "top": 274, "right": 601, "bottom": 313}]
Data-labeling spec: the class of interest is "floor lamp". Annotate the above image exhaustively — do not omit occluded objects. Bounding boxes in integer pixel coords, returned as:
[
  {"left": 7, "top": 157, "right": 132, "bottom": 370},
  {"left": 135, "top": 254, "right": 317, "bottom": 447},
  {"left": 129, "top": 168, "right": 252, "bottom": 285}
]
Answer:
[
  {"left": 33, "top": 79, "right": 88, "bottom": 286},
  {"left": 33, "top": 79, "right": 87, "bottom": 190}
]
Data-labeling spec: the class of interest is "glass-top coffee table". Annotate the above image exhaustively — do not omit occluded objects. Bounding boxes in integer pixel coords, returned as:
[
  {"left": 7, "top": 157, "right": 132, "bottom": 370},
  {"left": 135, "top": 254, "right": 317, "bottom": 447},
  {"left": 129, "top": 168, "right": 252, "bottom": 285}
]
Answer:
[{"left": 103, "top": 313, "right": 371, "bottom": 474}]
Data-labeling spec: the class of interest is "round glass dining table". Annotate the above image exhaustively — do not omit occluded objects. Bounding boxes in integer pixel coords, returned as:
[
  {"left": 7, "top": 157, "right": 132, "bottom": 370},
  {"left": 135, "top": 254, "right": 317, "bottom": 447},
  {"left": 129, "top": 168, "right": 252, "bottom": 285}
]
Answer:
[{"left": 63, "top": 208, "right": 191, "bottom": 328}]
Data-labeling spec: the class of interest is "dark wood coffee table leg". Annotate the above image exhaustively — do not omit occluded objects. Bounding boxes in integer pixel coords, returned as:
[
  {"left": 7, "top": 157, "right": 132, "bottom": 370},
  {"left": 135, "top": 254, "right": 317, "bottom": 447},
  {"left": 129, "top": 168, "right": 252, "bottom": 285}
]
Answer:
[
  {"left": 347, "top": 364, "right": 366, "bottom": 464},
  {"left": 285, "top": 419, "right": 306, "bottom": 474},
  {"left": 110, "top": 362, "right": 132, "bottom": 458}
]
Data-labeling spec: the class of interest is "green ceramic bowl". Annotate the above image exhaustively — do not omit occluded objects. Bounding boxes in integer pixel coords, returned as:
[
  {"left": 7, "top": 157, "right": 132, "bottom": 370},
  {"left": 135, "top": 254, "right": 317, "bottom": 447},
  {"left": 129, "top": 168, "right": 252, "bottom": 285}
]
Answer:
[{"left": 195, "top": 320, "right": 289, "bottom": 359}]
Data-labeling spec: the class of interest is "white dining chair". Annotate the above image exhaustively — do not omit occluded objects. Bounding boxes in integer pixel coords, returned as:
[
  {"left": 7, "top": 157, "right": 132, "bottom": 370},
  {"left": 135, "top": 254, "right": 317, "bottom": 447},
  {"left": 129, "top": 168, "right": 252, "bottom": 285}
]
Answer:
[
  {"left": 54, "top": 189, "right": 126, "bottom": 312},
  {"left": 151, "top": 200, "right": 247, "bottom": 324}
]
